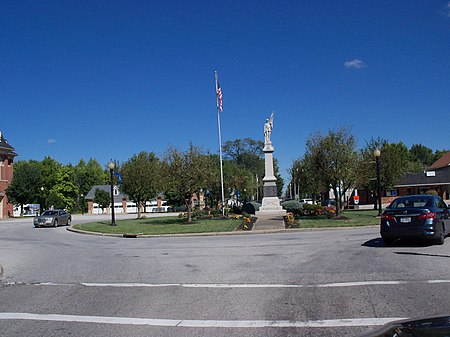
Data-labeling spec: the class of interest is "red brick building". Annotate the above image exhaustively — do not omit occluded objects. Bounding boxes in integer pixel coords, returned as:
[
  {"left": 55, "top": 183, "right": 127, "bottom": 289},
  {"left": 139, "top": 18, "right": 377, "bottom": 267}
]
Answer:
[
  {"left": 0, "top": 131, "right": 17, "bottom": 218},
  {"left": 394, "top": 151, "right": 450, "bottom": 201}
]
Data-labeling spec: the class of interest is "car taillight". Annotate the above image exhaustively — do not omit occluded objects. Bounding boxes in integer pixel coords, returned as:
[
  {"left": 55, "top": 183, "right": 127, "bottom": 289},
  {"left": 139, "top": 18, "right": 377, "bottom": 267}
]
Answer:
[
  {"left": 418, "top": 212, "right": 436, "bottom": 219},
  {"left": 381, "top": 214, "right": 394, "bottom": 220}
]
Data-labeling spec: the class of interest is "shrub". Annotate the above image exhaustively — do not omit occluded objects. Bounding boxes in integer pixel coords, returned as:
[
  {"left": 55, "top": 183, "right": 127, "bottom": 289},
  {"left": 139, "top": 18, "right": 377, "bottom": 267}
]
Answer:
[
  {"left": 302, "top": 204, "right": 324, "bottom": 216},
  {"left": 192, "top": 210, "right": 209, "bottom": 219},
  {"left": 231, "top": 205, "right": 242, "bottom": 214},
  {"left": 281, "top": 200, "right": 302, "bottom": 214},
  {"left": 242, "top": 202, "right": 261, "bottom": 215},
  {"left": 174, "top": 205, "right": 187, "bottom": 212}
]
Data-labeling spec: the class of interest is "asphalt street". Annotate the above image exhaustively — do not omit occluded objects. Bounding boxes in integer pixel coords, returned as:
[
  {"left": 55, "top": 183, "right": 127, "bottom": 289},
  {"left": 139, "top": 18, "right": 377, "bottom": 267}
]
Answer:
[{"left": 0, "top": 214, "right": 449, "bottom": 336}]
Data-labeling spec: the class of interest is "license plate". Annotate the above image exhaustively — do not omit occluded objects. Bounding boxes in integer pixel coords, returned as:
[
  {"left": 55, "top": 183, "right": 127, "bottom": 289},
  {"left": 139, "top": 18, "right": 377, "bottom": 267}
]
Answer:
[{"left": 400, "top": 217, "right": 411, "bottom": 223}]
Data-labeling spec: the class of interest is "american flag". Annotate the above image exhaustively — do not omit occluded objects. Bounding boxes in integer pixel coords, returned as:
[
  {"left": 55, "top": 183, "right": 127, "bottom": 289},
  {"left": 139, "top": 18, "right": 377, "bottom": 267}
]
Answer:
[{"left": 215, "top": 72, "right": 223, "bottom": 112}]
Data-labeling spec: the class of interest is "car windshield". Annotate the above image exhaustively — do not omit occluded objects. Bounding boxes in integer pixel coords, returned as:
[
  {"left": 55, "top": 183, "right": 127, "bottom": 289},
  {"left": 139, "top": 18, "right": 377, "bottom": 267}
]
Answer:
[
  {"left": 389, "top": 197, "right": 432, "bottom": 208},
  {"left": 41, "top": 210, "right": 58, "bottom": 216}
]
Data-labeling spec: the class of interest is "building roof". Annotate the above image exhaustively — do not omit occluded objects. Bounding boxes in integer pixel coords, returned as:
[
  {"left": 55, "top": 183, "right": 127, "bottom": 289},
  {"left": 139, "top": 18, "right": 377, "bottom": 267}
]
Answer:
[
  {"left": 395, "top": 167, "right": 450, "bottom": 187},
  {"left": 428, "top": 151, "right": 450, "bottom": 170},
  {"left": 0, "top": 131, "right": 18, "bottom": 157},
  {"left": 85, "top": 185, "right": 128, "bottom": 203}
]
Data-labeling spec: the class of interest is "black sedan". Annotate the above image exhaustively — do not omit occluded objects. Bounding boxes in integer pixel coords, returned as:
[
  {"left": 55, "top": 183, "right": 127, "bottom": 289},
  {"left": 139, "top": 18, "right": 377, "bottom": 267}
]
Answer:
[
  {"left": 33, "top": 209, "right": 72, "bottom": 228},
  {"left": 380, "top": 194, "right": 450, "bottom": 245}
]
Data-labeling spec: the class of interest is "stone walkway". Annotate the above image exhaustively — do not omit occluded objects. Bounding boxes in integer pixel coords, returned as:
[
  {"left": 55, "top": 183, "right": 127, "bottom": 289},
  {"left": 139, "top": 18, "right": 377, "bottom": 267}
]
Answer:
[{"left": 253, "top": 213, "right": 285, "bottom": 230}]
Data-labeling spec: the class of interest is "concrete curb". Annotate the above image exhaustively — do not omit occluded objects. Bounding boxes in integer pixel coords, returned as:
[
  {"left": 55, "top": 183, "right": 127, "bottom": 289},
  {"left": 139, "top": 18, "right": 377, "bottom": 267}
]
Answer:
[{"left": 66, "top": 224, "right": 379, "bottom": 238}]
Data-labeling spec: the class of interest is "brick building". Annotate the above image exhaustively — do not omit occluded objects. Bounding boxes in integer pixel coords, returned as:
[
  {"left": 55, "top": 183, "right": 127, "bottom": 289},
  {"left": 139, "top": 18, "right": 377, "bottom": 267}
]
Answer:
[
  {"left": 394, "top": 151, "right": 450, "bottom": 201},
  {"left": 0, "top": 131, "right": 17, "bottom": 218}
]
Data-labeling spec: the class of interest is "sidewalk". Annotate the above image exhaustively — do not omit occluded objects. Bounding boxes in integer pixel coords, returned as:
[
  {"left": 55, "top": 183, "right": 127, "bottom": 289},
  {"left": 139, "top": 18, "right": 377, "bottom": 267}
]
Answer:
[{"left": 253, "top": 213, "right": 285, "bottom": 231}]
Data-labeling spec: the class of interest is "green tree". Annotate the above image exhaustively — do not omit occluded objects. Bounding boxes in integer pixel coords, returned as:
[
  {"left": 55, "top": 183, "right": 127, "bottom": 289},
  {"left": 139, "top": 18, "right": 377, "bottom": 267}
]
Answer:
[
  {"left": 94, "top": 189, "right": 111, "bottom": 212},
  {"left": 223, "top": 138, "right": 264, "bottom": 163},
  {"left": 120, "top": 151, "right": 161, "bottom": 218},
  {"left": 6, "top": 160, "right": 42, "bottom": 215},
  {"left": 38, "top": 156, "right": 61, "bottom": 209},
  {"left": 409, "top": 144, "right": 434, "bottom": 169},
  {"left": 74, "top": 158, "right": 108, "bottom": 213},
  {"left": 305, "top": 127, "right": 357, "bottom": 216},
  {"left": 49, "top": 165, "right": 78, "bottom": 210},
  {"left": 356, "top": 138, "right": 412, "bottom": 210},
  {"left": 223, "top": 138, "right": 283, "bottom": 199},
  {"left": 163, "top": 144, "right": 213, "bottom": 222},
  {"left": 290, "top": 157, "right": 324, "bottom": 201}
]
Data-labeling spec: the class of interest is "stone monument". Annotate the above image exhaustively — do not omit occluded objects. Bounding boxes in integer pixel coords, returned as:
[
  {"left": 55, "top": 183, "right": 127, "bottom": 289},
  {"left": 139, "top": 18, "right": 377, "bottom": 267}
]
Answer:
[{"left": 256, "top": 112, "right": 286, "bottom": 215}]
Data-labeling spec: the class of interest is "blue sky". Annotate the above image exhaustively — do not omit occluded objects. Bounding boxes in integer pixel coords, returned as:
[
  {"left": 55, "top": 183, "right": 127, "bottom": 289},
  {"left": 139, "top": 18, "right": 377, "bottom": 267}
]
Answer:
[{"left": 1, "top": 1, "right": 450, "bottom": 183}]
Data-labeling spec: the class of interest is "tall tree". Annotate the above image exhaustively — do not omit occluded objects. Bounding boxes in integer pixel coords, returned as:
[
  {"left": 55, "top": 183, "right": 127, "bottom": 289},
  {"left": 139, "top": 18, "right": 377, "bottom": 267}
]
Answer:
[
  {"left": 223, "top": 138, "right": 283, "bottom": 199},
  {"left": 74, "top": 158, "right": 108, "bottom": 212},
  {"left": 223, "top": 138, "right": 264, "bottom": 163},
  {"left": 409, "top": 144, "right": 434, "bottom": 169},
  {"left": 290, "top": 157, "right": 325, "bottom": 201},
  {"left": 49, "top": 165, "right": 78, "bottom": 210},
  {"left": 6, "top": 160, "right": 42, "bottom": 215},
  {"left": 356, "top": 138, "right": 411, "bottom": 209},
  {"left": 94, "top": 189, "right": 111, "bottom": 213},
  {"left": 163, "top": 144, "right": 213, "bottom": 222},
  {"left": 305, "top": 127, "right": 357, "bottom": 215},
  {"left": 120, "top": 151, "right": 161, "bottom": 218},
  {"left": 38, "top": 156, "right": 61, "bottom": 209}
]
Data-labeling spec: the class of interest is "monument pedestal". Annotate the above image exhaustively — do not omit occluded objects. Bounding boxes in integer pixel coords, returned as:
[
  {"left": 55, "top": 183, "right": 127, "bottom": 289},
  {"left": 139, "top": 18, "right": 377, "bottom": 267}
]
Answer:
[
  {"left": 256, "top": 140, "right": 286, "bottom": 216},
  {"left": 256, "top": 197, "right": 286, "bottom": 216}
]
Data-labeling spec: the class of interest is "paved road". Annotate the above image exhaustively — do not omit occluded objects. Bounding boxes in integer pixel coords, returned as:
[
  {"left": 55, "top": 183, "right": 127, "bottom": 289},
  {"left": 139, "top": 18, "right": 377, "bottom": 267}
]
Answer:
[{"left": 0, "top": 216, "right": 449, "bottom": 336}]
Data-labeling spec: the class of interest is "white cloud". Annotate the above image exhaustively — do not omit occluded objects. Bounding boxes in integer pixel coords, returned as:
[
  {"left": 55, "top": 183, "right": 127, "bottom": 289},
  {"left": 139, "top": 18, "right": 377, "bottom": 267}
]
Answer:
[
  {"left": 47, "top": 138, "right": 56, "bottom": 144},
  {"left": 447, "top": 1, "right": 450, "bottom": 17},
  {"left": 344, "top": 59, "right": 367, "bottom": 69}
]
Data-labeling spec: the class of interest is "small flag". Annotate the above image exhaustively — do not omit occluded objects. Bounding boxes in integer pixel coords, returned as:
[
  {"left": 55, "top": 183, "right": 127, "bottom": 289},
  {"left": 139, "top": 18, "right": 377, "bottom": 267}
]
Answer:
[
  {"left": 215, "top": 71, "right": 223, "bottom": 112},
  {"left": 114, "top": 172, "right": 122, "bottom": 185}
]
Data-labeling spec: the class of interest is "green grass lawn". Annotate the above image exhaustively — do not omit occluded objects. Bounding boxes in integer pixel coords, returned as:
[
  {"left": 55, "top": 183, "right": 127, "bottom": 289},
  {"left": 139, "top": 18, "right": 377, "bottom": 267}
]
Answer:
[
  {"left": 296, "top": 209, "right": 380, "bottom": 228},
  {"left": 73, "top": 216, "right": 241, "bottom": 235}
]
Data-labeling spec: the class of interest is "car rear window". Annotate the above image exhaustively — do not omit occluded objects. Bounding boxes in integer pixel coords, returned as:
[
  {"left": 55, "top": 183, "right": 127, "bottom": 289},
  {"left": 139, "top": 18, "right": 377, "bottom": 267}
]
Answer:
[
  {"left": 390, "top": 197, "right": 431, "bottom": 208},
  {"left": 42, "top": 211, "right": 57, "bottom": 216}
]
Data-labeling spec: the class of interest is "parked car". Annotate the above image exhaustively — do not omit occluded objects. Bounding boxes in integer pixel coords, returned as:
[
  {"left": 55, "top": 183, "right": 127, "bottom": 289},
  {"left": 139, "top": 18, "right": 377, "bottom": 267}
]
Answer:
[
  {"left": 33, "top": 209, "right": 72, "bottom": 228},
  {"left": 380, "top": 195, "right": 450, "bottom": 245},
  {"left": 321, "top": 199, "right": 336, "bottom": 207},
  {"left": 299, "top": 198, "right": 314, "bottom": 206}
]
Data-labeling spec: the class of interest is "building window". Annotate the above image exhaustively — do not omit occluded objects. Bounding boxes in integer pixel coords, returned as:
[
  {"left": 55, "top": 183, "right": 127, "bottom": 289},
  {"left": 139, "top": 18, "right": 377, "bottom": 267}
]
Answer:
[{"left": 386, "top": 189, "right": 397, "bottom": 197}]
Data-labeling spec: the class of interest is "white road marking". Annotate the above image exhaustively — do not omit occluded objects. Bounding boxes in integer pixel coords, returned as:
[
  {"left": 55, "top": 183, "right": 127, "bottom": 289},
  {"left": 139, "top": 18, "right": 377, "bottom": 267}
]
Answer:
[
  {"left": 0, "top": 313, "right": 406, "bottom": 328},
  {"left": 22, "top": 279, "right": 450, "bottom": 289}
]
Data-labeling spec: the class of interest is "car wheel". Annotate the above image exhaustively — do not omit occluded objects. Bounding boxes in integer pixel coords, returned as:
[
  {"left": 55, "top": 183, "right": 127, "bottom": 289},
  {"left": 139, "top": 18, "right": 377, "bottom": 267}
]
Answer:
[
  {"left": 53, "top": 219, "right": 58, "bottom": 227},
  {"left": 382, "top": 236, "right": 395, "bottom": 246},
  {"left": 435, "top": 229, "right": 445, "bottom": 245},
  {"left": 67, "top": 218, "right": 71, "bottom": 226}
]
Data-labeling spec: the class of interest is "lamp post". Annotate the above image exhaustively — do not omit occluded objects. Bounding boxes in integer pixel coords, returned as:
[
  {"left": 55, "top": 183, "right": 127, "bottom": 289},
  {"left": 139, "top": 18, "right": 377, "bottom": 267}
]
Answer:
[
  {"left": 40, "top": 186, "right": 44, "bottom": 214},
  {"left": 108, "top": 161, "right": 116, "bottom": 226},
  {"left": 374, "top": 149, "right": 382, "bottom": 216}
]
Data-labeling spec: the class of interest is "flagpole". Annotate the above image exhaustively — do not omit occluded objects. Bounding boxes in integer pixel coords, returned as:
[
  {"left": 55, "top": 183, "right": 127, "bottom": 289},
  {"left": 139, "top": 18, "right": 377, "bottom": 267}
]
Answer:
[{"left": 215, "top": 71, "right": 226, "bottom": 217}]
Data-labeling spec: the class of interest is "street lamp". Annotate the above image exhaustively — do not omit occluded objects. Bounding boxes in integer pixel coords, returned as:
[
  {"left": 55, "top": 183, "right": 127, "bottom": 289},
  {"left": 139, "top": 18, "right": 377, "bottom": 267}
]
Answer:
[
  {"left": 108, "top": 161, "right": 116, "bottom": 226},
  {"left": 40, "top": 187, "right": 45, "bottom": 213},
  {"left": 374, "top": 149, "right": 382, "bottom": 216}
]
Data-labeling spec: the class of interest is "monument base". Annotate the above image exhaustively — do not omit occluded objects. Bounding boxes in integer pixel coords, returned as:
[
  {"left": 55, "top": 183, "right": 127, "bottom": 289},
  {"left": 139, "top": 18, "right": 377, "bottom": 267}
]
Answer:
[{"left": 256, "top": 197, "right": 287, "bottom": 216}]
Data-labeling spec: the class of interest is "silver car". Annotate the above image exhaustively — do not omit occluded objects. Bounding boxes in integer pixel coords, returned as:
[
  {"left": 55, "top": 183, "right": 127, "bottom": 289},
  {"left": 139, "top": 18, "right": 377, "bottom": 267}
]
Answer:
[{"left": 33, "top": 209, "right": 72, "bottom": 228}]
